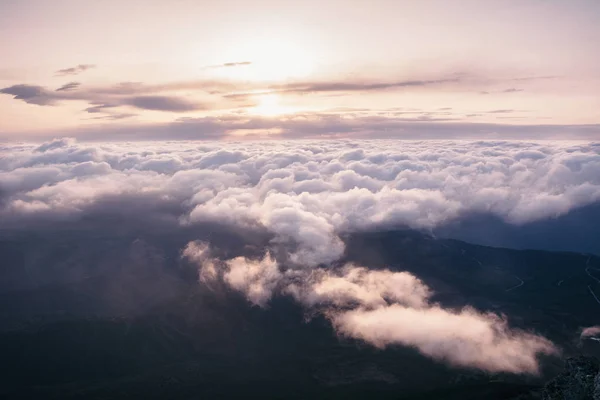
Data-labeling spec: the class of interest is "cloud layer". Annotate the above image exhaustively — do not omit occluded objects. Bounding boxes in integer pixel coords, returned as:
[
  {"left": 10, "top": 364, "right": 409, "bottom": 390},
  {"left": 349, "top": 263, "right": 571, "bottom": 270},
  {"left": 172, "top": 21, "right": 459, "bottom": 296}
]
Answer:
[
  {"left": 2, "top": 139, "right": 599, "bottom": 260},
  {"left": 2, "top": 138, "right": 598, "bottom": 373}
]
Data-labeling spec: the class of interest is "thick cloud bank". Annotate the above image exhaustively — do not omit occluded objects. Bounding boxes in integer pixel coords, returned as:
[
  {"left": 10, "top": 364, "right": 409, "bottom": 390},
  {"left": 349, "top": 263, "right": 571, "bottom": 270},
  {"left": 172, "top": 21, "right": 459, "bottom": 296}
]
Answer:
[{"left": 2, "top": 138, "right": 599, "bottom": 373}]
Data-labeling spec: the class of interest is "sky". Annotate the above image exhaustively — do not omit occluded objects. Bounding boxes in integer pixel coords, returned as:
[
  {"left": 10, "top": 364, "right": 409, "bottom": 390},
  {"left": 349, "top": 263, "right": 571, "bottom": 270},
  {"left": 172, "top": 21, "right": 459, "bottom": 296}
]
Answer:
[{"left": 1, "top": 0, "right": 600, "bottom": 140}]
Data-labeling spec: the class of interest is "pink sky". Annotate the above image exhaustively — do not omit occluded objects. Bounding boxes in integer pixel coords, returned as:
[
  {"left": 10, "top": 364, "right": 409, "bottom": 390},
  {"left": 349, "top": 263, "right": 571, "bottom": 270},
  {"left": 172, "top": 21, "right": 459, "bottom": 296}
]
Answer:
[{"left": 1, "top": 0, "right": 599, "bottom": 140}]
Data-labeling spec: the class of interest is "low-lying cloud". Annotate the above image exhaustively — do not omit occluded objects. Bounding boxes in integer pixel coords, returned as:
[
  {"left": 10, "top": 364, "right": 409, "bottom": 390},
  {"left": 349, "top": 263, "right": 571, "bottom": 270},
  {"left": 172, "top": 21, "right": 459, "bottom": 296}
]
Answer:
[
  {"left": 2, "top": 139, "right": 599, "bottom": 257},
  {"left": 2, "top": 138, "right": 598, "bottom": 373},
  {"left": 184, "top": 245, "right": 557, "bottom": 374},
  {"left": 581, "top": 326, "right": 600, "bottom": 338}
]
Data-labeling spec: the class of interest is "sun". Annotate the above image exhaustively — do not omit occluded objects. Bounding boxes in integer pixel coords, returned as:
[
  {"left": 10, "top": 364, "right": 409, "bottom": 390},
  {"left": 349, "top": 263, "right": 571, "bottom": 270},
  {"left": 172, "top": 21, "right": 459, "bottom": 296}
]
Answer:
[
  {"left": 214, "top": 38, "right": 314, "bottom": 82},
  {"left": 251, "top": 94, "right": 294, "bottom": 116}
]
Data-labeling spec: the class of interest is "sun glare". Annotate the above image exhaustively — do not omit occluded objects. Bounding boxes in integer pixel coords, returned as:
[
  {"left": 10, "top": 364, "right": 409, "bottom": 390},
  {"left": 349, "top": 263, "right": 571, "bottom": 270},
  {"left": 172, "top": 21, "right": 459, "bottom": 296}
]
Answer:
[
  {"left": 215, "top": 38, "right": 314, "bottom": 82},
  {"left": 251, "top": 94, "right": 294, "bottom": 116}
]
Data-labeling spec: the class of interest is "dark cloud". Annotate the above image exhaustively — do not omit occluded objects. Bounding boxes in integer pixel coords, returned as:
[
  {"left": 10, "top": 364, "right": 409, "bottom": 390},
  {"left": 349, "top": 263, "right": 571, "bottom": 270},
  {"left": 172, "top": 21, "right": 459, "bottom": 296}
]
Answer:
[
  {"left": 202, "top": 61, "right": 253, "bottom": 70},
  {"left": 83, "top": 103, "right": 135, "bottom": 120},
  {"left": 55, "top": 64, "right": 96, "bottom": 76},
  {"left": 0, "top": 83, "right": 204, "bottom": 115},
  {"left": 90, "top": 113, "right": 137, "bottom": 121},
  {"left": 84, "top": 103, "right": 119, "bottom": 113},
  {"left": 55, "top": 81, "right": 81, "bottom": 92},
  {"left": 221, "top": 61, "right": 252, "bottom": 67},
  {"left": 92, "top": 80, "right": 245, "bottom": 96},
  {"left": 220, "top": 77, "right": 463, "bottom": 103},
  {"left": 123, "top": 96, "right": 204, "bottom": 112},
  {"left": 0, "top": 84, "right": 57, "bottom": 105},
  {"left": 0, "top": 70, "right": 563, "bottom": 118},
  {"left": 488, "top": 109, "right": 516, "bottom": 114},
  {"left": 481, "top": 88, "right": 525, "bottom": 95},
  {"left": 271, "top": 77, "right": 461, "bottom": 95},
  {"left": 57, "top": 113, "right": 600, "bottom": 141},
  {"left": 511, "top": 75, "right": 559, "bottom": 82}
]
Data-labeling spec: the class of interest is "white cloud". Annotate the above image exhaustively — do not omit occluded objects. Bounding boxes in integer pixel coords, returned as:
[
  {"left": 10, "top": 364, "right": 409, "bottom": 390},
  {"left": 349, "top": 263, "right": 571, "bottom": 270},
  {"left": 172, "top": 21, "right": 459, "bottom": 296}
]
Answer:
[
  {"left": 581, "top": 326, "right": 600, "bottom": 338},
  {"left": 185, "top": 251, "right": 558, "bottom": 374},
  {"left": 3, "top": 138, "right": 599, "bottom": 265},
  {"left": 332, "top": 304, "right": 556, "bottom": 374}
]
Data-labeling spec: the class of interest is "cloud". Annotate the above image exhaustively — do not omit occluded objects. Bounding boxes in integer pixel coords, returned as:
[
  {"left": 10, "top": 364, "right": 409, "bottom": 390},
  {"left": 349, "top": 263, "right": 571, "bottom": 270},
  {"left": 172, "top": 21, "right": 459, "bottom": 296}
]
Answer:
[
  {"left": 223, "top": 61, "right": 252, "bottom": 67},
  {"left": 488, "top": 109, "right": 516, "bottom": 114},
  {"left": 279, "top": 78, "right": 460, "bottom": 92},
  {"left": 0, "top": 84, "right": 57, "bottom": 105},
  {"left": 90, "top": 113, "right": 137, "bottom": 121},
  {"left": 503, "top": 88, "right": 524, "bottom": 93},
  {"left": 83, "top": 103, "right": 136, "bottom": 120},
  {"left": 3, "top": 138, "right": 598, "bottom": 231},
  {"left": 55, "top": 64, "right": 96, "bottom": 76},
  {"left": 511, "top": 76, "right": 559, "bottom": 82},
  {"left": 205, "top": 61, "right": 253, "bottom": 69},
  {"left": 189, "top": 250, "right": 558, "bottom": 374},
  {"left": 581, "top": 326, "right": 600, "bottom": 338},
  {"left": 182, "top": 241, "right": 285, "bottom": 306},
  {"left": 214, "top": 77, "right": 462, "bottom": 101},
  {"left": 0, "top": 71, "right": 576, "bottom": 128},
  {"left": 331, "top": 303, "right": 556, "bottom": 374},
  {"left": 34, "top": 137, "right": 77, "bottom": 152},
  {"left": 56, "top": 81, "right": 81, "bottom": 92},
  {"left": 0, "top": 83, "right": 205, "bottom": 115},
  {"left": 123, "top": 95, "right": 205, "bottom": 112},
  {"left": 5, "top": 138, "right": 599, "bottom": 374},
  {"left": 84, "top": 103, "right": 119, "bottom": 113},
  {"left": 52, "top": 113, "right": 600, "bottom": 141},
  {"left": 0, "top": 71, "right": 470, "bottom": 114}
]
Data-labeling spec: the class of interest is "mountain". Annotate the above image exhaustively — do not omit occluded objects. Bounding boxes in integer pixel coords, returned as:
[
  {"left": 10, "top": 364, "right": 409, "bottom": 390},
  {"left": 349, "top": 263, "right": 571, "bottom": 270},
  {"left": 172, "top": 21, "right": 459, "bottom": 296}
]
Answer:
[{"left": 1, "top": 229, "right": 600, "bottom": 399}]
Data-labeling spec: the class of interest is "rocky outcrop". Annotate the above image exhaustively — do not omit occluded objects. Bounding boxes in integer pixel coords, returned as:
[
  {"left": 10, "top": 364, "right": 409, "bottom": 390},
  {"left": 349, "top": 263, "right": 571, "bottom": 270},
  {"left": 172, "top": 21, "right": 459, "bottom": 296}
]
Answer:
[{"left": 542, "top": 356, "right": 600, "bottom": 400}]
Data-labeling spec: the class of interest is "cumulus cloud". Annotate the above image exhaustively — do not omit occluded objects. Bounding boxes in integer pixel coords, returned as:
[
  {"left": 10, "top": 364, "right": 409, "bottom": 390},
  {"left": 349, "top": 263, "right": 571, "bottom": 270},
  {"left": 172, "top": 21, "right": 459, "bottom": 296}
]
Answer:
[
  {"left": 3, "top": 138, "right": 598, "bottom": 373},
  {"left": 2, "top": 139, "right": 599, "bottom": 229}
]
